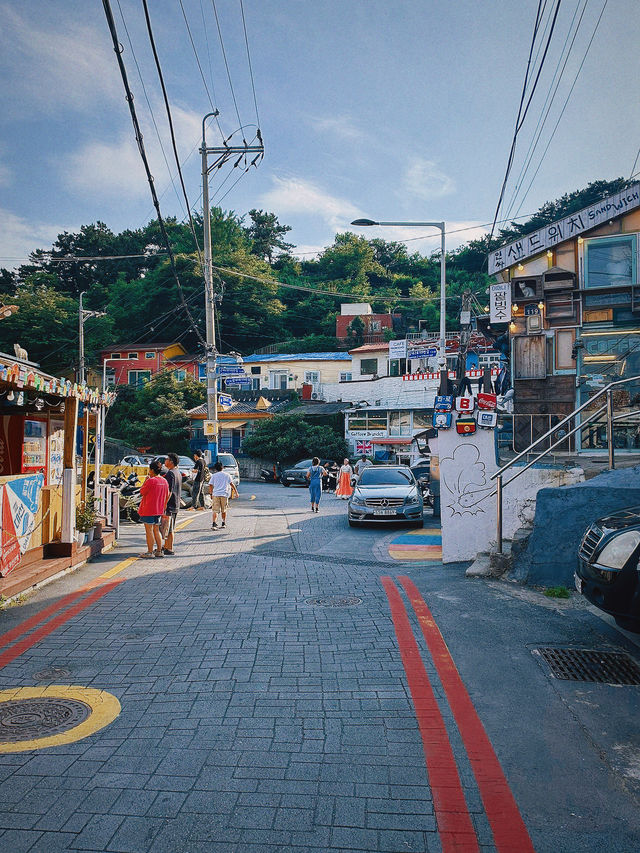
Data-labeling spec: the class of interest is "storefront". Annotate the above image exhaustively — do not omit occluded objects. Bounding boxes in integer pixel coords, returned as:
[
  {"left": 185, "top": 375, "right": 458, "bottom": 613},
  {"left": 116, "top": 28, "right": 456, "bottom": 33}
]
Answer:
[
  {"left": 0, "top": 353, "right": 115, "bottom": 596},
  {"left": 345, "top": 408, "right": 433, "bottom": 463}
]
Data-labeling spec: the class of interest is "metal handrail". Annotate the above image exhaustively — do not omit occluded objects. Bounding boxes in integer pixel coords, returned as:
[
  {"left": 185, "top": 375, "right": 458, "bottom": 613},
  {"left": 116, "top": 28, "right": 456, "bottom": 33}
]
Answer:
[{"left": 493, "top": 373, "right": 640, "bottom": 553}]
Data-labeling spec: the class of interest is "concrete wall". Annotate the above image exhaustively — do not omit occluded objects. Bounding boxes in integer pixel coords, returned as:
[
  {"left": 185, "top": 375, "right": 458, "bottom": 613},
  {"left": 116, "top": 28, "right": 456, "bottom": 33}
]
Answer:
[
  {"left": 514, "top": 465, "right": 640, "bottom": 587},
  {"left": 323, "top": 375, "right": 440, "bottom": 407}
]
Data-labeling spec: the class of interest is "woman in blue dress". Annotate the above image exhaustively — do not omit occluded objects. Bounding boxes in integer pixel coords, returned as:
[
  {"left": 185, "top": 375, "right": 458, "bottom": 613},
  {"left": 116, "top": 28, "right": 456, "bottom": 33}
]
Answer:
[{"left": 306, "top": 457, "right": 327, "bottom": 513}]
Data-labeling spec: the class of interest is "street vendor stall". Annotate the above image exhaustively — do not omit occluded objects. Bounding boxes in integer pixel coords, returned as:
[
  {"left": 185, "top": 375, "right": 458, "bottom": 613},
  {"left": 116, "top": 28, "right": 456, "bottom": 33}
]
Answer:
[{"left": 0, "top": 351, "right": 116, "bottom": 597}]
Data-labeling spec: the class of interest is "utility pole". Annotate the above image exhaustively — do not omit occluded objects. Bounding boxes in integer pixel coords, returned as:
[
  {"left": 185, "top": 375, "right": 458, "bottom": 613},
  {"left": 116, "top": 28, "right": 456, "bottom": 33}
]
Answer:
[
  {"left": 78, "top": 292, "right": 106, "bottom": 385},
  {"left": 200, "top": 112, "right": 263, "bottom": 464},
  {"left": 456, "top": 289, "right": 472, "bottom": 386}
]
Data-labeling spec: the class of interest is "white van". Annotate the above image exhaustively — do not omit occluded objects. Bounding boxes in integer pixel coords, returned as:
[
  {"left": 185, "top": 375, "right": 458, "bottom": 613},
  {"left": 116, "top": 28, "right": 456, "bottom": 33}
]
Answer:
[{"left": 216, "top": 452, "right": 240, "bottom": 486}]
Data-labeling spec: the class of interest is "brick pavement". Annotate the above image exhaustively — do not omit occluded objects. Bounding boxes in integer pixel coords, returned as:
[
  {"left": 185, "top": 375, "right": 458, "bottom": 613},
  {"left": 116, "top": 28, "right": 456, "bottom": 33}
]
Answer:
[{"left": 0, "top": 484, "right": 639, "bottom": 851}]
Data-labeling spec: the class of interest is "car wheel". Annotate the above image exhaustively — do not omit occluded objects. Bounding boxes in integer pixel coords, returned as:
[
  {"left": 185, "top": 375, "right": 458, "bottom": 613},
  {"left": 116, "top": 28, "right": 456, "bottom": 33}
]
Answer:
[
  {"left": 282, "top": 481, "right": 290, "bottom": 487},
  {"left": 614, "top": 615, "right": 640, "bottom": 634},
  {"left": 412, "top": 519, "right": 424, "bottom": 529},
  {"left": 348, "top": 518, "right": 358, "bottom": 527}
]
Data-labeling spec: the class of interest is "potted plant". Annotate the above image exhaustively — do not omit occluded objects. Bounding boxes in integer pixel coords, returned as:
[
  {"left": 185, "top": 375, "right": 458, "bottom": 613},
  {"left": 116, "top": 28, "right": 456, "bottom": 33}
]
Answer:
[{"left": 76, "top": 497, "right": 96, "bottom": 544}]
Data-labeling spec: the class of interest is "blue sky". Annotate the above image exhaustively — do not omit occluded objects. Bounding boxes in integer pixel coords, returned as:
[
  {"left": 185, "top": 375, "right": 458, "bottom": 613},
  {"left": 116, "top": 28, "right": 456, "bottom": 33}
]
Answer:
[{"left": 1, "top": 0, "right": 638, "bottom": 267}]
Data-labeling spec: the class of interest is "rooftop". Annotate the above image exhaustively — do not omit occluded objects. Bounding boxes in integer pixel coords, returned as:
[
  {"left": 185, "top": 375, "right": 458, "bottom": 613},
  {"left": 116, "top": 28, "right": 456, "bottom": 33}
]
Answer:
[
  {"left": 243, "top": 352, "right": 351, "bottom": 363},
  {"left": 349, "top": 343, "right": 390, "bottom": 354}
]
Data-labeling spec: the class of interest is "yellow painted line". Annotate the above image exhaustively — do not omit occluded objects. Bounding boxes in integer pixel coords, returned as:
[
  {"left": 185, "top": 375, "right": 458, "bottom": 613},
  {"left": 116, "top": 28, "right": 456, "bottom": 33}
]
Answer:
[
  {"left": 175, "top": 516, "right": 197, "bottom": 532},
  {"left": 0, "top": 686, "right": 121, "bottom": 753},
  {"left": 99, "top": 556, "right": 138, "bottom": 579}
]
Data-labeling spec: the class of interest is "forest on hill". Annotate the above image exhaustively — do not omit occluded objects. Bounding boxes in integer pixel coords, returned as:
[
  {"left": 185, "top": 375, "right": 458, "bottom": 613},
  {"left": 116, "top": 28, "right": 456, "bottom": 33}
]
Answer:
[{"left": 0, "top": 177, "right": 630, "bottom": 377}]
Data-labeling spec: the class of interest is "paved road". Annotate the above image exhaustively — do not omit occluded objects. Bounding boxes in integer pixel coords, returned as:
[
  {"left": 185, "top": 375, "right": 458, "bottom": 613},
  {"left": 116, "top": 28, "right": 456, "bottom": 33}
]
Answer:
[{"left": 0, "top": 483, "right": 639, "bottom": 852}]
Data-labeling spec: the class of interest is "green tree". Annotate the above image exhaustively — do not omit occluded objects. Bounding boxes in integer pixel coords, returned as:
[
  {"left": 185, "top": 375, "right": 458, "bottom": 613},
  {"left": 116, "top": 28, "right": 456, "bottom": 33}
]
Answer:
[
  {"left": 242, "top": 414, "right": 347, "bottom": 464},
  {"left": 246, "top": 209, "right": 294, "bottom": 263},
  {"left": 347, "top": 316, "right": 365, "bottom": 347}
]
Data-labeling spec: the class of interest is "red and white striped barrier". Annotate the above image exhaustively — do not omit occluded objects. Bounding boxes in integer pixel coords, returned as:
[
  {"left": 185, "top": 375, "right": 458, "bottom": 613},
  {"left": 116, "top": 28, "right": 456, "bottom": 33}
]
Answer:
[{"left": 402, "top": 368, "right": 500, "bottom": 381}]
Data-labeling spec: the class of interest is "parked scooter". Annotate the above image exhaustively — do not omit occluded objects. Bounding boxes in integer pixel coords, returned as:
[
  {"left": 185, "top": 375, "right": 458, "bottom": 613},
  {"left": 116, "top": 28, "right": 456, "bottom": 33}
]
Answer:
[{"left": 260, "top": 463, "right": 282, "bottom": 483}]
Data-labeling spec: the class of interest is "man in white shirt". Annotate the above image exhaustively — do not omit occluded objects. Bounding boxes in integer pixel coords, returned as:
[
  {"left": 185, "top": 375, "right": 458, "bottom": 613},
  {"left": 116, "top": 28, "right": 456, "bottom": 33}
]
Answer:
[
  {"left": 209, "top": 460, "right": 239, "bottom": 529},
  {"left": 355, "top": 455, "right": 373, "bottom": 480}
]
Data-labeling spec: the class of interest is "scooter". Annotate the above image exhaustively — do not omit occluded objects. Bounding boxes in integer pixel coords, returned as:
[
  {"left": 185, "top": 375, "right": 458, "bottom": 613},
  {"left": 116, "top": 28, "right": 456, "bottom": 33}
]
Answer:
[{"left": 260, "top": 464, "right": 281, "bottom": 483}]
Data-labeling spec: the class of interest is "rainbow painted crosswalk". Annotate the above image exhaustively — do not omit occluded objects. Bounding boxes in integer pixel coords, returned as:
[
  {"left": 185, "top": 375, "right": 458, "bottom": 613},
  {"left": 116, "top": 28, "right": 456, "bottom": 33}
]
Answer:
[{"left": 388, "top": 526, "right": 442, "bottom": 563}]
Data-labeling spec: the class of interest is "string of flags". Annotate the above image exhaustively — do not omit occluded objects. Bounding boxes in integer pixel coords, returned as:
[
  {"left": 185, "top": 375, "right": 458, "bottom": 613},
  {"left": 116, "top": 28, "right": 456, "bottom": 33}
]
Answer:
[
  {"left": 403, "top": 368, "right": 501, "bottom": 381},
  {"left": 0, "top": 360, "right": 116, "bottom": 407}
]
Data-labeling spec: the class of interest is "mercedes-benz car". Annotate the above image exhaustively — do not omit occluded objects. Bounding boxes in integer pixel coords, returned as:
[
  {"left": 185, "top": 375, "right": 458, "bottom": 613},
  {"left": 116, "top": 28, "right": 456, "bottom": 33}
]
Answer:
[
  {"left": 575, "top": 506, "right": 640, "bottom": 633},
  {"left": 348, "top": 465, "right": 424, "bottom": 527},
  {"left": 280, "top": 459, "right": 337, "bottom": 487}
]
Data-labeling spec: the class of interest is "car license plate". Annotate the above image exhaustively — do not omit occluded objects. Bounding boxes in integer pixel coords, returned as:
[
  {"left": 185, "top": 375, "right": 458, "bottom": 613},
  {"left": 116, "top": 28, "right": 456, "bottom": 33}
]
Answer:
[
  {"left": 287, "top": 477, "right": 295, "bottom": 481},
  {"left": 373, "top": 509, "right": 397, "bottom": 516},
  {"left": 574, "top": 572, "right": 583, "bottom": 594}
]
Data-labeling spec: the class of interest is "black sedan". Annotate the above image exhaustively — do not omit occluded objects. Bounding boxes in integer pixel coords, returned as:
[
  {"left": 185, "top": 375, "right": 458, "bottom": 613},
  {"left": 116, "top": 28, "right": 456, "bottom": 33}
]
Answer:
[
  {"left": 280, "top": 459, "right": 337, "bottom": 488},
  {"left": 575, "top": 506, "right": 640, "bottom": 632}
]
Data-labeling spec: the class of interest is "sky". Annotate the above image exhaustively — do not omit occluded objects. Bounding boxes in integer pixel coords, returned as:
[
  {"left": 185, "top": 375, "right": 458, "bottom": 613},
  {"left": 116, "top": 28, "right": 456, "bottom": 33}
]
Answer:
[{"left": 1, "top": 0, "right": 639, "bottom": 268}]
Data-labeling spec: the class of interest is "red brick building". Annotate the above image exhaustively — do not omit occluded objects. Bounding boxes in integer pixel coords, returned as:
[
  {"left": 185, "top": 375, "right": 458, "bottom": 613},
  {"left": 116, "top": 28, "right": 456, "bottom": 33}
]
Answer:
[{"left": 99, "top": 342, "right": 199, "bottom": 387}]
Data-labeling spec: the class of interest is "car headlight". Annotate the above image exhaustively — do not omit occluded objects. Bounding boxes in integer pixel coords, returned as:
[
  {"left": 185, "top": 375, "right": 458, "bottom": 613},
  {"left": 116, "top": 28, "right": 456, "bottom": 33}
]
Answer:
[
  {"left": 406, "top": 493, "right": 420, "bottom": 505},
  {"left": 596, "top": 530, "right": 640, "bottom": 569},
  {"left": 350, "top": 493, "right": 366, "bottom": 507}
]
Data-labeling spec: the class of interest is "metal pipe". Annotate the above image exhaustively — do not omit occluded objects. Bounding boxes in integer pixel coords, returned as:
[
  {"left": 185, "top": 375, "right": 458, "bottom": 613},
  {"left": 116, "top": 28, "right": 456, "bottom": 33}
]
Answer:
[
  {"left": 606, "top": 388, "right": 615, "bottom": 469},
  {"left": 496, "top": 475, "right": 503, "bottom": 554}
]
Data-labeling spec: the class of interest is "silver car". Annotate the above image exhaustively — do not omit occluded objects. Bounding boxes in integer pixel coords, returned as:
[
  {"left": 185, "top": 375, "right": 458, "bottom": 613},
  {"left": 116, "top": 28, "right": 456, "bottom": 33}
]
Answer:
[{"left": 348, "top": 465, "right": 424, "bottom": 528}]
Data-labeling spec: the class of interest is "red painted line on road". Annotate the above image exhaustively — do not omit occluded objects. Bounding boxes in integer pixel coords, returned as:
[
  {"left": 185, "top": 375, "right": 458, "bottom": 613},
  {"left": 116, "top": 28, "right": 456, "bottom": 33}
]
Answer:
[
  {"left": 0, "top": 580, "right": 123, "bottom": 671},
  {"left": 381, "top": 576, "right": 479, "bottom": 853},
  {"left": 399, "top": 575, "right": 536, "bottom": 853},
  {"left": 0, "top": 587, "right": 90, "bottom": 652}
]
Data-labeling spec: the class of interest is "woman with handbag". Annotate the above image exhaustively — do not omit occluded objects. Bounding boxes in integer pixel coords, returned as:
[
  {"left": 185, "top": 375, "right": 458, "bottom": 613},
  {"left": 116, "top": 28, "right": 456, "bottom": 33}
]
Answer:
[
  {"left": 306, "top": 457, "right": 327, "bottom": 513},
  {"left": 138, "top": 459, "right": 169, "bottom": 558}
]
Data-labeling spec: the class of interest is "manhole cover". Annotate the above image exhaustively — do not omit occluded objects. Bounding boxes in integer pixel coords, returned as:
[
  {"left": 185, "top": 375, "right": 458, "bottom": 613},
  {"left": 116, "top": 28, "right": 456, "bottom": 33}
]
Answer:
[
  {"left": 533, "top": 647, "right": 640, "bottom": 685},
  {"left": 32, "top": 667, "right": 70, "bottom": 682},
  {"left": 306, "top": 596, "right": 363, "bottom": 607},
  {"left": 0, "top": 697, "right": 92, "bottom": 743}
]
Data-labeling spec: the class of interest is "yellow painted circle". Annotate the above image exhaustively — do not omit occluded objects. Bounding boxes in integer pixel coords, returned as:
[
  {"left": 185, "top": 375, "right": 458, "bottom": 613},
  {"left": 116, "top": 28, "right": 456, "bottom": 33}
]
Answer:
[{"left": 0, "top": 686, "right": 121, "bottom": 753}]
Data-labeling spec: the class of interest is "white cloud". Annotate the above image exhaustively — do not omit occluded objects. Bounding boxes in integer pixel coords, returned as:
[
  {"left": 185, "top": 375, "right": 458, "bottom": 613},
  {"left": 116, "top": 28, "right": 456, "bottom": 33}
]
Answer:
[
  {"left": 402, "top": 157, "right": 456, "bottom": 201},
  {"left": 61, "top": 104, "right": 203, "bottom": 203},
  {"left": 0, "top": 5, "right": 118, "bottom": 114},
  {"left": 259, "top": 176, "right": 360, "bottom": 232},
  {"left": 309, "top": 115, "right": 366, "bottom": 142},
  {"left": 0, "top": 208, "right": 71, "bottom": 269}
]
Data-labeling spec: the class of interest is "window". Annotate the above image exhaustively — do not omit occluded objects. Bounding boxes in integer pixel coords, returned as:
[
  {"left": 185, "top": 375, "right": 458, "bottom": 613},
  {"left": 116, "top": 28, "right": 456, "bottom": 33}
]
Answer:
[
  {"left": 388, "top": 358, "right": 407, "bottom": 377},
  {"left": 370, "top": 320, "right": 381, "bottom": 332},
  {"left": 413, "top": 410, "right": 432, "bottom": 430},
  {"left": 128, "top": 352, "right": 138, "bottom": 359},
  {"left": 110, "top": 353, "right": 121, "bottom": 359},
  {"left": 584, "top": 235, "right": 636, "bottom": 289},
  {"left": 339, "top": 372, "right": 352, "bottom": 382},
  {"left": 174, "top": 369, "right": 186, "bottom": 382},
  {"left": 478, "top": 353, "right": 502, "bottom": 369},
  {"left": 128, "top": 370, "right": 150, "bottom": 386},
  {"left": 250, "top": 366, "right": 261, "bottom": 375},
  {"left": 269, "top": 370, "right": 288, "bottom": 390},
  {"left": 389, "top": 411, "right": 411, "bottom": 436},
  {"left": 251, "top": 378, "right": 261, "bottom": 390},
  {"left": 348, "top": 412, "right": 387, "bottom": 432},
  {"left": 360, "top": 358, "right": 378, "bottom": 375},
  {"left": 304, "top": 371, "right": 320, "bottom": 384},
  {"left": 145, "top": 352, "right": 155, "bottom": 359},
  {"left": 555, "top": 329, "right": 575, "bottom": 372}
]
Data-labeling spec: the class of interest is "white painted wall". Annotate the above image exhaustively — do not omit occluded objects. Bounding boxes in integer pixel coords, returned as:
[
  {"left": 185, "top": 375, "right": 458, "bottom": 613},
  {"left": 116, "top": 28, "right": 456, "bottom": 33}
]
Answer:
[
  {"left": 323, "top": 375, "right": 440, "bottom": 408},
  {"left": 437, "top": 426, "right": 583, "bottom": 563}
]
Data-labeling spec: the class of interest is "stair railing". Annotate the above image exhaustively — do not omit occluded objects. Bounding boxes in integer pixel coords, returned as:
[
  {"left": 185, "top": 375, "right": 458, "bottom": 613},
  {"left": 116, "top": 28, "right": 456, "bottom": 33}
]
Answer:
[{"left": 490, "top": 374, "right": 640, "bottom": 553}]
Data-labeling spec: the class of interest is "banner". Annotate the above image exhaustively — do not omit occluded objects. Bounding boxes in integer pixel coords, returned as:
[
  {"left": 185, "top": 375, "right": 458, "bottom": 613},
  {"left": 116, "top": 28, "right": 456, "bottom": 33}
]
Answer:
[
  {"left": 0, "top": 473, "right": 45, "bottom": 576},
  {"left": 489, "top": 283, "right": 511, "bottom": 324}
]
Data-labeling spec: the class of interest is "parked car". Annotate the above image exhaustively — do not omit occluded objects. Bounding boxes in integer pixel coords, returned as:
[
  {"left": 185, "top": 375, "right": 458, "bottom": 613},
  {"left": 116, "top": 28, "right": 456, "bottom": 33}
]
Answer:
[
  {"left": 216, "top": 452, "right": 240, "bottom": 486},
  {"left": 280, "top": 458, "right": 337, "bottom": 487},
  {"left": 348, "top": 465, "right": 424, "bottom": 527},
  {"left": 118, "top": 454, "right": 153, "bottom": 468},
  {"left": 410, "top": 460, "right": 433, "bottom": 509},
  {"left": 575, "top": 506, "right": 640, "bottom": 632},
  {"left": 153, "top": 454, "right": 196, "bottom": 481}
]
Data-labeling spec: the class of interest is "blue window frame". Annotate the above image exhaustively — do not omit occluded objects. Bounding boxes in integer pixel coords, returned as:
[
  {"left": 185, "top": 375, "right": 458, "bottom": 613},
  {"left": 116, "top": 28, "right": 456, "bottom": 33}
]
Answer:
[{"left": 584, "top": 235, "right": 636, "bottom": 289}]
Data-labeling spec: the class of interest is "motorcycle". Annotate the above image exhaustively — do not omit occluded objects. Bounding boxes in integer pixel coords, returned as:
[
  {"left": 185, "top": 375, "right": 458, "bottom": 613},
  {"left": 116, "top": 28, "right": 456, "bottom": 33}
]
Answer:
[{"left": 260, "top": 463, "right": 281, "bottom": 483}]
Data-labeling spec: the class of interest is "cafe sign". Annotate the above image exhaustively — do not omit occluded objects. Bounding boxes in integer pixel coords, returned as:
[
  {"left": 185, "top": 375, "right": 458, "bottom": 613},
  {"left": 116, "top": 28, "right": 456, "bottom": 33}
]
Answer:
[{"left": 489, "top": 183, "right": 640, "bottom": 274}]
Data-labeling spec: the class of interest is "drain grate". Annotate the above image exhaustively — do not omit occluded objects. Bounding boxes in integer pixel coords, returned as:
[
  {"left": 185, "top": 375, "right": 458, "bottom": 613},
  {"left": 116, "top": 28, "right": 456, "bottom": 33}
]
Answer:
[
  {"left": 32, "top": 667, "right": 71, "bottom": 682},
  {"left": 534, "top": 647, "right": 640, "bottom": 685},
  {"left": 0, "top": 697, "right": 92, "bottom": 743},
  {"left": 306, "top": 595, "right": 363, "bottom": 608}
]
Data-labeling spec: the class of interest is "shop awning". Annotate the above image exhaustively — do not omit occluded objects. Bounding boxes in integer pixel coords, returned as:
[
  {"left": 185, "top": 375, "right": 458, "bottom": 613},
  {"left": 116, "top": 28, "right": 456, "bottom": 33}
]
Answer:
[
  {"left": 220, "top": 420, "right": 247, "bottom": 430},
  {"left": 371, "top": 438, "right": 413, "bottom": 445}
]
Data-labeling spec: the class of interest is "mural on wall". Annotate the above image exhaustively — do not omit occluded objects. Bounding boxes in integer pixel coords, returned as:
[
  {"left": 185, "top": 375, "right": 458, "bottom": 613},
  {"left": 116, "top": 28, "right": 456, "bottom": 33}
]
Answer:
[
  {"left": 0, "top": 473, "right": 45, "bottom": 576},
  {"left": 439, "top": 444, "right": 494, "bottom": 516}
]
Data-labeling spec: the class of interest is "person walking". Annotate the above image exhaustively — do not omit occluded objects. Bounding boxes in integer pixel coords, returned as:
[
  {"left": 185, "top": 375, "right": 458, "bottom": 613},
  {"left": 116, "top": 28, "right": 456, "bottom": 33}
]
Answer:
[
  {"left": 355, "top": 454, "right": 373, "bottom": 481},
  {"left": 306, "top": 457, "right": 327, "bottom": 513},
  {"left": 210, "top": 460, "right": 239, "bottom": 529},
  {"left": 138, "top": 459, "right": 169, "bottom": 558},
  {"left": 335, "top": 458, "right": 354, "bottom": 500},
  {"left": 162, "top": 452, "right": 182, "bottom": 555},
  {"left": 189, "top": 449, "right": 207, "bottom": 511}
]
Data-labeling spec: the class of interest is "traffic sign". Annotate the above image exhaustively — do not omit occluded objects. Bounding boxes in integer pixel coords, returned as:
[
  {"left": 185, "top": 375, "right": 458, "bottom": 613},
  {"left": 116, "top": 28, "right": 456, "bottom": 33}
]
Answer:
[
  {"left": 224, "top": 377, "right": 251, "bottom": 387},
  {"left": 409, "top": 347, "right": 438, "bottom": 359},
  {"left": 218, "top": 394, "right": 233, "bottom": 408},
  {"left": 217, "top": 366, "right": 246, "bottom": 375}
]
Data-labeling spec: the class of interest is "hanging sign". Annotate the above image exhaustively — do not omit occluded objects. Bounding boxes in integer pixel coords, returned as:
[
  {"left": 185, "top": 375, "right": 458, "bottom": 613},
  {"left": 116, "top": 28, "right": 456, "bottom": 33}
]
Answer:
[
  {"left": 0, "top": 473, "right": 44, "bottom": 576},
  {"left": 355, "top": 440, "right": 373, "bottom": 456},
  {"left": 456, "top": 416, "right": 477, "bottom": 435},
  {"left": 455, "top": 395, "right": 475, "bottom": 413},
  {"left": 218, "top": 394, "right": 233, "bottom": 409},
  {"left": 476, "top": 410, "right": 498, "bottom": 429},
  {"left": 434, "top": 395, "right": 453, "bottom": 412},
  {"left": 489, "top": 283, "right": 511, "bottom": 324},
  {"left": 388, "top": 339, "right": 407, "bottom": 360},
  {"left": 477, "top": 392, "right": 497, "bottom": 411},
  {"left": 203, "top": 420, "right": 218, "bottom": 436},
  {"left": 433, "top": 411, "right": 452, "bottom": 430},
  {"left": 409, "top": 347, "right": 438, "bottom": 359}
]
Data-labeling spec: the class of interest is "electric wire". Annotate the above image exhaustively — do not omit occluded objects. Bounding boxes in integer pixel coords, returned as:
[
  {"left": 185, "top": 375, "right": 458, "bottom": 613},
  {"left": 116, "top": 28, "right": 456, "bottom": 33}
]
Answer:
[
  {"left": 512, "top": 0, "right": 609, "bottom": 220},
  {"left": 141, "top": 0, "right": 204, "bottom": 269},
  {"left": 239, "top": 0, "right": 260, "bottom": 127},
  {"left": 101, "top": 0, "right": 205, "bottom": 347},
  {"left": 210, "top": 0, "right": 244, "bottom": 133},
  {"left": 178, "top": 0, "right": 224, "bottom": 141}
]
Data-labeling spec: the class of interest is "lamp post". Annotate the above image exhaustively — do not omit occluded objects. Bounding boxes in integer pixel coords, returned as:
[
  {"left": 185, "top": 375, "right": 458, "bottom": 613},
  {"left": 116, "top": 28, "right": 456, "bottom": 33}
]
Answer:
[
  {"left": 351, "top": 219, "right": 447, "bottom": 375},
  {"left": 102, "top": 357, "right": 122, "bottom": 391}
]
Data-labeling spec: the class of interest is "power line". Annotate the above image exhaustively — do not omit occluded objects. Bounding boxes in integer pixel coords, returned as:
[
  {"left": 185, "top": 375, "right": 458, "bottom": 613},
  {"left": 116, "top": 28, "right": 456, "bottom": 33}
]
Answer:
[
  {"left": 101, "top": 0, "right": 206, "bottom": 347},
  {"left": 178, "top": 0, "right": 224, "bottom": 141},
  {"left": 141, "top": 0, "right": 204, "bottom": 268},
  {"left": 210, "top": 0, "right": 244, "bottom": 132},
  {"left": 239, "top": 0, "right": 260, "bottom": 127}
]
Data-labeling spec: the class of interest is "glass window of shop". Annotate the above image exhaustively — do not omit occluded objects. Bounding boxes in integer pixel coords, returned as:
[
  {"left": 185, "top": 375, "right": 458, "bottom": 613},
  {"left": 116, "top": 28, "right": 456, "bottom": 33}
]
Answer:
[
  {"left": 348, "top": 412, "right": 388, "bottom": 431},
  {"left": 388, "top": 358, "right": 407, "bottom": 376},
  {"left": 578, "top": 330, "right": 640, "bottom": 451},
  {"left": 413, "top": 410, "right": 432, "bottom": 430},
  {"left": 584, "top": 235, "right": 636, "bottom": 289},
  {"left": 389, "top": 410, "right": 411, "bottom": 436}
]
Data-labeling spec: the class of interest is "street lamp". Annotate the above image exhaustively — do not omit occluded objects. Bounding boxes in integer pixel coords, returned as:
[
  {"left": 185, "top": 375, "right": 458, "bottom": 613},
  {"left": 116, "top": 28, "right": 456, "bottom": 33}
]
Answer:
[
  {"left": 351, "top": 219, "right": 447, "bottom": 372},
  {"left": 102, "top": 357, "right": 122, "bottom": 391}
]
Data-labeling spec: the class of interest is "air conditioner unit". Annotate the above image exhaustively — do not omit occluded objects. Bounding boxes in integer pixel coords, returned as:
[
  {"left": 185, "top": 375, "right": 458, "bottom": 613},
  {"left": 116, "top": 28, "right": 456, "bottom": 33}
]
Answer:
[{"left": 311, "top": 392, "right": 319, "bottom": 400}]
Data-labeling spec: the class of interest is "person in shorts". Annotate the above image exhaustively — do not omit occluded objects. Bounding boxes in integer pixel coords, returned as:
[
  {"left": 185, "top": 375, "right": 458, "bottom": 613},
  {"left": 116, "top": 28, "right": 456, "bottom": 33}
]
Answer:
[
  {"left": 189, "top": 449, "right": 207, "bottom": 510},
  {"left": 210, "top": 460, "right": 239, "bottom": 529},
  {"left": 162, "top": 453, "right": 182, "bottom": 555},
  {"left": 138, "top": 459, "right": 169, "bottom": 558}
]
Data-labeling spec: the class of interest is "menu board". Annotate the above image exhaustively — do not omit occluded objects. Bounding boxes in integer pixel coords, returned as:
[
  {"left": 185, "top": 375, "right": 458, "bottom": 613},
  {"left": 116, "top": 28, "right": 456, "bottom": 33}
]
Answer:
[
  {"left": 48, "top": 419, "right": 64, "bottom": 485},
  {"left": 22, "top": 418, "right": 48, "bottom": 473}
]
